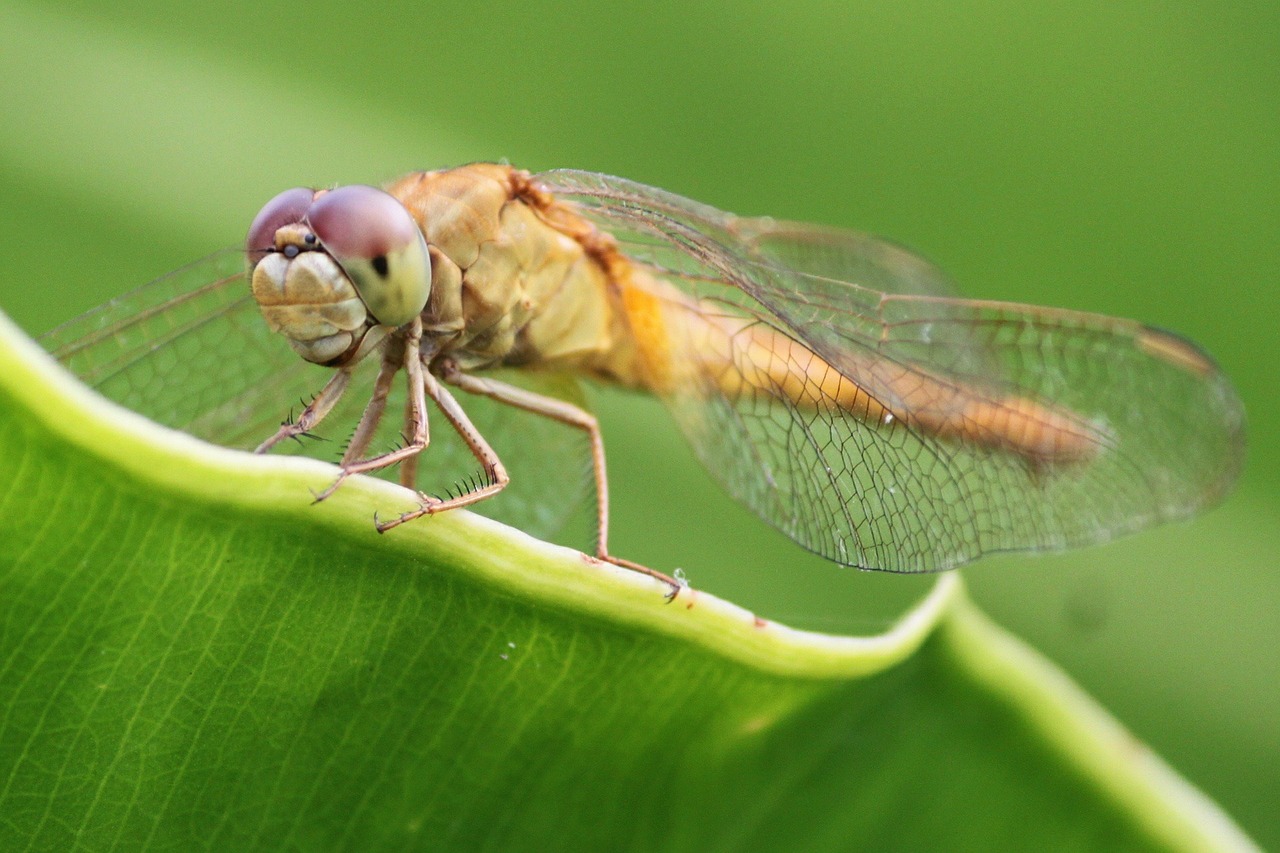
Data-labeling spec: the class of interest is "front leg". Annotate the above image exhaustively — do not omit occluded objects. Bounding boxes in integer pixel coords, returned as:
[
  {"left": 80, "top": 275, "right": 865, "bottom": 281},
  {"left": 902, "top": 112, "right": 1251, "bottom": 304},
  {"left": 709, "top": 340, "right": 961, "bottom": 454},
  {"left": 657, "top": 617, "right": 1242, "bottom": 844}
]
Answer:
[
  {"left": 313, "top": 317, "right": 432, "bottom": 502},
  {"left": 254, "top": 367, "right": 354, "bottom": 454}
]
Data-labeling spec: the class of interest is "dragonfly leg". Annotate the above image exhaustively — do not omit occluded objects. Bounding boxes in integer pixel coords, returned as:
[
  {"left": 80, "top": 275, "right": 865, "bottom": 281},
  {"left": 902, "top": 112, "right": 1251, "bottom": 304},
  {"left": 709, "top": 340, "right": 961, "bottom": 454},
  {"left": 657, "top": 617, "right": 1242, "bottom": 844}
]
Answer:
[
  {"left": 310, "top": 348, "right": 400, "bottom": 502},
  {"left": 375, "top": 369, "right": 510, "bottom": 529},
  {"left": 254, "top": 366, "right": 354, "bottom": 454},
  {"left": 426, "top": 361, "right": 685, "bottom": 600},
  {"left": 399, "top": 392, "right": 420, "bottom": 489},
  {"left": 314, "top": 318, "right": 432, "bottom": 501},
  {"left": 337, "top": 348, "right": 403, "bottom": 466}
]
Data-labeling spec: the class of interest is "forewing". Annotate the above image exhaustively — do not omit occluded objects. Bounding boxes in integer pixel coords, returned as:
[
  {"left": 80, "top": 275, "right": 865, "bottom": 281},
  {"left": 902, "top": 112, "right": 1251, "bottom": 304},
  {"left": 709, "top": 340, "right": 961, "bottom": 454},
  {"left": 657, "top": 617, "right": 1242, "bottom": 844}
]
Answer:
[
  {"left": 537, "top": 169, "right": 1245, "bottom": 571},
  {"left": 41, "top": 249, "right": 322, "bottom": 448},
  {"left": 40, "top": 250, "right": 591, "bottom": 543},
  {"left": 726, "top": 216, "right": 958, "bottom": 299}
]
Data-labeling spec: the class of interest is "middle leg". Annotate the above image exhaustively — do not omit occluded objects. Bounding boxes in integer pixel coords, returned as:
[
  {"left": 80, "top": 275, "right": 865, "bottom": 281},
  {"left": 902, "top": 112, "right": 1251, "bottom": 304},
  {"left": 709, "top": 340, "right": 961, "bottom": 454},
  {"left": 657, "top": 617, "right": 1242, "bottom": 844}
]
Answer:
[{"left": 374, "top": 368, "right": 511, "bottom": 530}]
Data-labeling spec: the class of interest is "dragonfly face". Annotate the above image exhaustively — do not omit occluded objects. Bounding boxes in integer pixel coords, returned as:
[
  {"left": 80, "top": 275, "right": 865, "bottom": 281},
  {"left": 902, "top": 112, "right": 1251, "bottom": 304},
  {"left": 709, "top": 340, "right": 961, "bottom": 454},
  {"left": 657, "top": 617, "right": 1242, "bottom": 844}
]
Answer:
[{"left": 245, "top": 184, "right": 431, "bottom": 365}]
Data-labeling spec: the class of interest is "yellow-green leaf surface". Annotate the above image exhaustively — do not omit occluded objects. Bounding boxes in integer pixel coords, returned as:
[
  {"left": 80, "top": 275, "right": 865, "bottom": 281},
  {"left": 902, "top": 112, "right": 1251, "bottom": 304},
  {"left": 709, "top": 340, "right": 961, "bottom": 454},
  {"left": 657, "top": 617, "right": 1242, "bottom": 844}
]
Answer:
[{"left": 0, "top": 309, "right": 1257, "bottom": 851}]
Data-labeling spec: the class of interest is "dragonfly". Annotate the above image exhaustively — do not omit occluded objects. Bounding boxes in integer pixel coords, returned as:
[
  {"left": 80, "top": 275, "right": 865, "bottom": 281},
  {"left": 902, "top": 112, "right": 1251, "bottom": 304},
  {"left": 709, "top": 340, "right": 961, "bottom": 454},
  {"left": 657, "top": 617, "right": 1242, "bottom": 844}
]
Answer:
[{"left": 42, "top": 163, "right": 1245, "bottom": 594}]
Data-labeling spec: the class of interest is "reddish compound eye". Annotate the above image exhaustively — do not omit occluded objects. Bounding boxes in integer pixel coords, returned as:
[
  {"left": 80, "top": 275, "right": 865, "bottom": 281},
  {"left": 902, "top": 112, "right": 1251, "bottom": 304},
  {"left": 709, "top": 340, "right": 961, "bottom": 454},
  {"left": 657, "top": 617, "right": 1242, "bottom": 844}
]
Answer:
[
  {"left": 306, "top": 185, "right": 420, "bottom": 261},
  {"left": 305, "top": 185, "right": 431, "bottom": 327},
  {"left": 245, "top": 187, "right": 317, "bottom": 266}
]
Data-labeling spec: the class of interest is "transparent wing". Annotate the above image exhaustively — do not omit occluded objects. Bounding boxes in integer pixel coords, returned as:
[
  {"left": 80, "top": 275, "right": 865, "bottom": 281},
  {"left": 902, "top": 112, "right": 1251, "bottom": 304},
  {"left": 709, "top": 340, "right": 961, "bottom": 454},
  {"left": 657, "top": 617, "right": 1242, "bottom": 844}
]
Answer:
[
  {"left": 713, "top": 215, "right": 959, "bottom": 299},
  {"left": 41, "top": 249, "right": 313, "bottom": 447},
  {"left": 39, "top": 249, "right": 591, "bottom": 543},
  {"left": 537, "top": 169, "right": 1246, "bottom": 571}
]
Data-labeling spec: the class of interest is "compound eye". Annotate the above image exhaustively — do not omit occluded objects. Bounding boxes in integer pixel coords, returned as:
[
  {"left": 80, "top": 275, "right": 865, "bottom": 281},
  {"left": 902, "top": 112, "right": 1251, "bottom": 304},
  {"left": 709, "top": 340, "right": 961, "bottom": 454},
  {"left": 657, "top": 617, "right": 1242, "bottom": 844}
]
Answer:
[
  {"left": 307, "top": 185, "right": 431, "bottom": 327},
  {"left": 245, "top": 187, "right": 317, "bottom": 267}
]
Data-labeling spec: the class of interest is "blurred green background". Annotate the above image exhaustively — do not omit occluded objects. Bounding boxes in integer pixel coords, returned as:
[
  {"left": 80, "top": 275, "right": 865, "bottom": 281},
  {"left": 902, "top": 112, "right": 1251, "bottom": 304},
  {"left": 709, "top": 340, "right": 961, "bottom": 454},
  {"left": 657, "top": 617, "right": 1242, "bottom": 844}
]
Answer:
[{"left": 1, "top": 0, "right": 1275, "bottom": 846}]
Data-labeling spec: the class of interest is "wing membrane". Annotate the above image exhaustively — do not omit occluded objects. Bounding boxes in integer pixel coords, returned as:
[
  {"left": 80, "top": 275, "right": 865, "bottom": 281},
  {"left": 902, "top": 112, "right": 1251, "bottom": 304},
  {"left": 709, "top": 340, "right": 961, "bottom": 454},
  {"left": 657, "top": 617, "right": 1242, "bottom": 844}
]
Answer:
[
  {"left": 538, "top": 169, "right": 1245, "bottom": 571},
  {"left": 41, "top": 249, "right": 312, "bottom": 446}
]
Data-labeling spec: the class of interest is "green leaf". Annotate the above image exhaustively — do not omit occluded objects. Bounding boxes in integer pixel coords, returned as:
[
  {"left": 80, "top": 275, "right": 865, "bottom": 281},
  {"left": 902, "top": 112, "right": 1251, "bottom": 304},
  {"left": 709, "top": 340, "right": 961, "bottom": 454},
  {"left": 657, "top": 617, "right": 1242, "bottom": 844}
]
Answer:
[{"left": 0, "top": 311, "right": 1258, "bottom": 852}]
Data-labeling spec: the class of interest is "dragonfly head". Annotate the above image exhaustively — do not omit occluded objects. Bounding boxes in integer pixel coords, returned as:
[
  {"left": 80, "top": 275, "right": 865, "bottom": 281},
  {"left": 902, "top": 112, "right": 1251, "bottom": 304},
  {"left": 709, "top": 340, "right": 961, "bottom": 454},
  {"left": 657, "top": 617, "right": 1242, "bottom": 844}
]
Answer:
[{"left": 245, "top": 184, "right": 432, "bottom": 366}]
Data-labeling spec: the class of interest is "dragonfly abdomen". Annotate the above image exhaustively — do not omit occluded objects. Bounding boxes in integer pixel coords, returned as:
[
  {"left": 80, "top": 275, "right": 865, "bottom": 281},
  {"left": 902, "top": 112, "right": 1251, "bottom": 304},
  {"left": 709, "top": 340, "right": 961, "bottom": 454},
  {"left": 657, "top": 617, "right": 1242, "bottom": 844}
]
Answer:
[{"left": 617, "top": 266, "right": 1102, "bottom": 466}]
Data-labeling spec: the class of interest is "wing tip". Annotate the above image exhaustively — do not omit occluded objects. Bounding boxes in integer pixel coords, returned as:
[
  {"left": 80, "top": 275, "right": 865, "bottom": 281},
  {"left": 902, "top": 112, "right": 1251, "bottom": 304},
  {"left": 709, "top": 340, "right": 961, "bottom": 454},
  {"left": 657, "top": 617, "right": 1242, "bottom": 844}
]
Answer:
[{"left": 1136, "top": 325, "right": 1220, "bottom": 378}]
